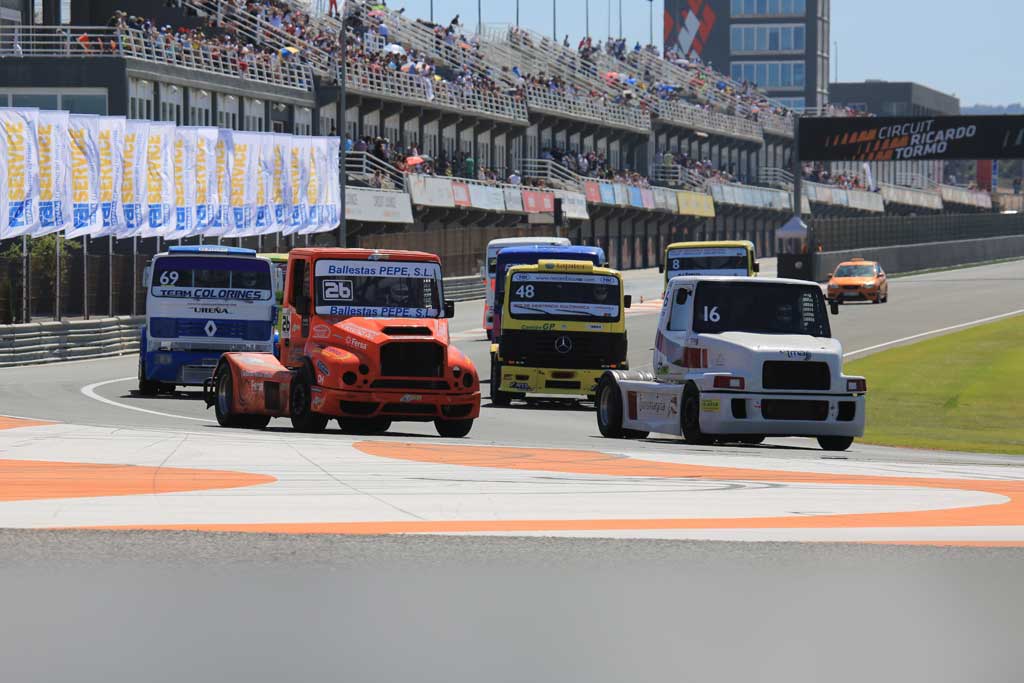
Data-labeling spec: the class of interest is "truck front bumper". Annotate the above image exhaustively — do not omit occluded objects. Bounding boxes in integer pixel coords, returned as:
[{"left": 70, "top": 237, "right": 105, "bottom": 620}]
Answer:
[
  {"left": 498, "top": 366, "right": 604, "bottom": 398},
  {"left": 143, "top": 350, "right": 221, "bottom": 386},
  {"left": 310, "top": 386, "right": 481, "bottom": 421},
  {"left": 698, "top": 391, "right": 865, "bottom": 438}
]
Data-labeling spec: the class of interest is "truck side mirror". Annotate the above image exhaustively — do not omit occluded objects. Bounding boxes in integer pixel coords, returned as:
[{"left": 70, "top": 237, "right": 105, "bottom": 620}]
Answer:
[
  {"left": 623, "top": 295, "right": 632, "bottom": 309},
  {"left": 675, "top": 288, "right": 689, "bottom": 305},
  {"left": 142, "top": 266, "right": 151, "bottom": 289},
  {"left": 753, "top": 261, "right": 760, "bottom": 273},
  {"left": 295, "top": 294, "right": 310, "bottom": 316},
  {"left": 827, "top": 272, "right": 833, "bottom": 279},
  {"left": 830, "top": 299, "right": 840, "bottom": 315},
  {"left": 444, "top": 300, "right": 456, "bottom": 318},
  {"left": 658, "top": 263, "right": 664, "bottom": 273}
]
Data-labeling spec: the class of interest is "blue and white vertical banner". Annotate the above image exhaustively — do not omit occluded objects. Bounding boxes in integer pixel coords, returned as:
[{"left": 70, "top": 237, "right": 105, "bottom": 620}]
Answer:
[
  {"left": 95, "top": 116, "right": 125, "bottom": 236},
  {"left": 0, "top": 108, "right": 41, "bottom": 239},
  {"left": 205, "top": 129, "right": 233, "bottom": 237},
  {"left": 172, "top": 127, "right": 198, "bottom": 238},
  {"left": 322, "top": 136, "right": 341, "bottom": 232},
  {"left": 36, "top": 110, "right": 71, "bottom": 237},
  {"left": 120, "top": 120, "right": 149, "bottom": 237},
  {"left": 285, "top": 136, "right": 311, "bottom": 235},
  {"left": 301, "top": 136, "right": 339, "bottom": 234},
  {"left": 192, "top": 127, "right": 219, "bottom": 235},
  {"left": 299, "top": 137, "right": 322, "bottom": 235},
  {"left": 142, "top": 121, "right": 174, "bottom": 236},
  {"left": 270, "top": 134, "right": 291, "bottom": 231},
  {"left": 65, "top": 114, "right": 103, "bottom": 239},
  {"left": 227, "top": 130, "right": 261, "bottom": 237},
  {"left": 255, "top": 134, "right": 276, "bottom": 236}
]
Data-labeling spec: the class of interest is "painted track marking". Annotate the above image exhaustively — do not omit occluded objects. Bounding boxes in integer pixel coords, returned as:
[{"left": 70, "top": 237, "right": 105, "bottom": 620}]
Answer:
[
  {"left": 80, "top": 377, "right": 214, "bottom": 423},
  {"left": 843, "top": 309, "right": 1024, "bottom": 357}
]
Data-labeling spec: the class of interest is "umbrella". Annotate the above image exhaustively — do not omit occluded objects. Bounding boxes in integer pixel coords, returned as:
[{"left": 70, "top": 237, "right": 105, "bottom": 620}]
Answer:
[
  {"left": 406, "top": 156, "right": 426, "bottom": 166},
  {"left": 385, "top": 43, "right": 406, "bottom": 54},
  {"left": 368, "top": 9, "right": 386, "bottom": 18},
  {"left": 280, "top": 46, "right": 299, "bottom": 56}
]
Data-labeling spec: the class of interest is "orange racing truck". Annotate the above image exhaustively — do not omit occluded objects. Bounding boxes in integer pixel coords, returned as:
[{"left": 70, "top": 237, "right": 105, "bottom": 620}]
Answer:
[{"left": 204, "top": 248, "right": 481, "bottom": 437}]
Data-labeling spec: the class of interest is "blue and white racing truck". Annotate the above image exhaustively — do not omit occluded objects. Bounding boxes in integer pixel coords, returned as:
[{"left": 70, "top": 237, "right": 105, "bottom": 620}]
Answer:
[{"left": 138, "top": 246, "right": 278, "bottom": 395}]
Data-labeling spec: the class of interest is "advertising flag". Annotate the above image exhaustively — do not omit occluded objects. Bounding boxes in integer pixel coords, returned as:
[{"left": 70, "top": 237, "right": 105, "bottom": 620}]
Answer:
[
  {"left": 254, "top": 134, "right": 276, "bottom": 235},
  {"left": 142, "top": 121, "right": 174, "bottom": 236},
  {"left": 299, "top": 137, "right": 325, "bottom": 234},
  {"left": 172, "top": 127, "right": 198, "bottom": 237},
  {"left": 205, "top": 128, "right": 233, "bottom": 237},
  {"left": 0, "top": 108, "right": 40, "bottom": 239},
  {"left": 192, "top": 126, "right": 219, "bottom": 235},
  {"left": 323, "top": 136, "right": 341, "bottom": 232},
  {"left": 227, "top": 130, "right": 260, "bottom": 236},
  {"left": 270, "top": 134, "right": 290, "bottom": 231},
  {"left": 95, "top": 116, "right": 125, "bottom": 236},
  {"left": 120, "top": 120, "right": 149, "bottom": 237},
  {"left": 65, "top": 114, "right": 103, "bottom": 238},
  {"left": 36, "top": 110, "right": 71, "bottom": 237},
  {"left": 285, "top": 136, "right": 310, "bottom": 234}
]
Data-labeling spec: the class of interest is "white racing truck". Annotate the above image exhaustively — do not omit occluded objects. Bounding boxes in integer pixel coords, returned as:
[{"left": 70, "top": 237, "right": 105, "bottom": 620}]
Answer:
[{"left": 595, "top": 276, "right": 866, "bottom": 451}]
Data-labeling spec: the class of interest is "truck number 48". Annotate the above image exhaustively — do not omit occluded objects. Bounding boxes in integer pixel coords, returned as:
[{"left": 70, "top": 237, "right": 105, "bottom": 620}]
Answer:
[{"left": 515, "top": 285, "right": 536, "bottom": 299}]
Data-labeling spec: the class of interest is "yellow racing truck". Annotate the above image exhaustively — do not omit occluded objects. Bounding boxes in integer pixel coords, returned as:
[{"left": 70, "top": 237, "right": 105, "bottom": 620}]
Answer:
[{"left": 490, "top": 259, "right": 631, "bottom": 405}]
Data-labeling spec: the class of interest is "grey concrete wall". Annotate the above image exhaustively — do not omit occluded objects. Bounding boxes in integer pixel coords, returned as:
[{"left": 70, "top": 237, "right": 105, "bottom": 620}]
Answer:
[{"left": 814, "top": 234, "right": 1024, "bottom": 280}]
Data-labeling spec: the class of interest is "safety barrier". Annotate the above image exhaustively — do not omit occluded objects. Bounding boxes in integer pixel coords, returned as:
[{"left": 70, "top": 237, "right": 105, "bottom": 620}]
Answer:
[
  {"left": 444, "top": 276, "right": 486, "bottom": 302},
  {"left": 656, "top": 100, "right": 764, "bottom": 143},
  {"left": 811, "top": 212, "right": 1024, "bottom": 252},
  {"left": 0, "top": 315, "right": 142, "bottom": 367}
]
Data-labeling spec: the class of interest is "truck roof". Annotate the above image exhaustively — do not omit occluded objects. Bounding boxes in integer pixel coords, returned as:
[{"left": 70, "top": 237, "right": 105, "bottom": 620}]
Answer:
[
  {"left": 287, "top": 247, "right": 442, "bottom": 263},
  {"left": 164, "top": 245, "right": 257, "bottom": 256},
  {"left": 486, "top": 236, "right": 569, "bottom": 249},
  {"left": 509, "top": 260, "right": 620, "bottom": 278},
  {"left": 496, "top": 244, "right": 604, "bottom": 260},
  {"left": 668, "top": 275, "right": 818, "bottom": 287},
  {"left": 665, "top": 240, "right": 755, "bottom": 251}
]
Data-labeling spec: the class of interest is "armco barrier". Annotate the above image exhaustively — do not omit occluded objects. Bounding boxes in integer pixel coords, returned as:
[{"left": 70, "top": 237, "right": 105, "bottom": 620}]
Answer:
[
  {"left": 444, "top": 276, "right": 486, "bottom": 302},
  {"left": 0, "top": 316, "right": 143, "bottom": 368},
  {"left": 813, "top": 234, "right": 1024, "bottom": 281}
]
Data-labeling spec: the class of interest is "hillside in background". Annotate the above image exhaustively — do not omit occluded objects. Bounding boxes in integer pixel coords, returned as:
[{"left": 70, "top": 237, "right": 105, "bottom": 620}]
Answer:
[{"left": 962, "top": 103, "right": 1024, "bottom": 115}]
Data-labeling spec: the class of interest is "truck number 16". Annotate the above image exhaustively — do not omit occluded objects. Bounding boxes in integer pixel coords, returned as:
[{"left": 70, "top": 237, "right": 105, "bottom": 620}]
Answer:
[{"left": 703, "top": 306, "right": 720, "bottom": 323}]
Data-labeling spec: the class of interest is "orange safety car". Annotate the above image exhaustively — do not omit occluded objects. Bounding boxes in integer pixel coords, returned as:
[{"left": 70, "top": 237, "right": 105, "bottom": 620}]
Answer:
[{"left": 826, "top": 258, "right": 888, "bottom": 304}]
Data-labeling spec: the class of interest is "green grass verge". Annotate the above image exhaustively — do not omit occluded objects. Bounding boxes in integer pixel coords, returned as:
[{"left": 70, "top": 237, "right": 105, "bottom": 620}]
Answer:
[{"left": 845, "top": 315, "right": 1024, "bottom": 455}]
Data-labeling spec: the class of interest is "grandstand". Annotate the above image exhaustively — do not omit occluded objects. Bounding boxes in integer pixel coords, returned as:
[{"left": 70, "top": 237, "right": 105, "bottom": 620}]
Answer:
[{"left": 0, "top": 0, "right": 1000, "bottom": 324}]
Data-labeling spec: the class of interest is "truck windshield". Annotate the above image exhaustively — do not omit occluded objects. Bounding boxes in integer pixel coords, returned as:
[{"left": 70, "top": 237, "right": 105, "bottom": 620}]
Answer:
[
  {"left": 666, "top": 247, "right": 750, "bottom": 278},
  {"left": 508, "top": 272, "right": 621, "bottom": 323},
  {"left": 150, "top": 256, "right": 273, "bottom": 301},
  {"left": 313, "top": 259, "right": 443, "bottom": 318},
  {"left": 693, "top": 282, "right": 831, "bottom": 337}
]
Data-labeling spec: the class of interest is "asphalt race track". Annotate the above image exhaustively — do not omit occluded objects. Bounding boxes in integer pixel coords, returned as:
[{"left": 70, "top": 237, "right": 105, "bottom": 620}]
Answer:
[{"left": 1, "top": 258, "right": 1024, "bottom": 682}]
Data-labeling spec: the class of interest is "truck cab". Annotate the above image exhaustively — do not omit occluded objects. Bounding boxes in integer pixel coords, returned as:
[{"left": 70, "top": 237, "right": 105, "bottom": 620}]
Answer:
[
  {"left": 482, "top": 236, "right": 570, "bottom": 340},
  {"left": 491, "top": 259, "right": 630, "bottom": 405},
  {"left": 659, "top": 241, "right": 759, "bottom": 292},
  {"left": 207, "top": 248, "right": 480, "bottom": 437},
  {"left": 595, "top": 276, "right": 866, "bottom": 451},
  {"left": 139, "top": 246, "right": 277, "bottom": 395}
]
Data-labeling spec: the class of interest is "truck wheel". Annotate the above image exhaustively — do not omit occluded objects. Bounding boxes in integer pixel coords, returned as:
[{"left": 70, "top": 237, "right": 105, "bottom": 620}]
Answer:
[
  {"left": 290, "top": 372, "right": 328, "bottom": 433},
  {"left": 490, "top": 355, "right": 512, "bottom": 407},
  {"left": 435, "top": 419, "right": 473, "bottom": 438},
  {"left": 213, "top": 365, "right": 243, "bottom": 428},
  {"left": 241, "top": 415, "right": 271, "bottom": 430},
  {"left": 681, "top": 384, "right": 713, "bottom": 445},
  {"left": 596, "top": 376, "right": 626, "bottom": 438},
  {"left": 739, "top": 435, "right": 766, "bottom": 445},
  {"left": 137, "top": 358, "right": 160, "bottom": 396},
  {"left": 340, "top": 417, "right": 392, "bottom": 435},
  {"left": 817, "top": 436, "right": 854, "bottom": 452}
]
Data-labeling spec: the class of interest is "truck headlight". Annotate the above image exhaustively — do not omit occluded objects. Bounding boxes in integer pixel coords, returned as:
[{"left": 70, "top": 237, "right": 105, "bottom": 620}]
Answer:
[
  {"left": 847, "top": 378, "right": 867, "bottom": 393},
  {"left": 154, "top": 353, "right": 175, "bottom": 366}
]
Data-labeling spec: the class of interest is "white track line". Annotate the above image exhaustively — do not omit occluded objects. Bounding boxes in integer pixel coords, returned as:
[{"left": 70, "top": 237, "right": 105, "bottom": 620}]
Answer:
[
  {"left": 843, "top": 309, "right": 1024, "bottom": 358},
  {"left": 80, "top": 377, "right": 214, "bottom": 423}
]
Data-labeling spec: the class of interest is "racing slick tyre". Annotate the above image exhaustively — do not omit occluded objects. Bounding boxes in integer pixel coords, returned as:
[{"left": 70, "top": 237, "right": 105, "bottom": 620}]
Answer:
[
  {"left": 435, "top": 419, "right": 474, "bottom": 438},
  {"left": 290, "top": 369, "right": 329, "bottom": 433},
  {"left": 681, "top": 383, "right": 713, "bottom": 445},
  {"left": 241, "top": 415, "right": 271, "bottom": 430},
  {"left": 595, "top": 376, "right": 649, "bottom": 439},
  {"left": 817, "top": 436, "right": 854, "bottom": 452},
  {"left": 490, "top": 355, "right": 512, "bottom": 407},
  {"left": 137, "top": 359, "right": 161, "bottom": 396},
  {"left": 213, "top": 365, "right": 244, "bottom": 428},
  {"left": 339, "top": 417, "right": 392, "bottom": 435},
  {"left": 738, "top": 435, "right": 766, "bottom": 445}
]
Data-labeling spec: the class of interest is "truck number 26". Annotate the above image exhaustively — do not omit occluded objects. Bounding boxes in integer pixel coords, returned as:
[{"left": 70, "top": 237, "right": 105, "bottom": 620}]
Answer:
[{"left": 702, "top": 306, "right": 721, "bottom": 322}]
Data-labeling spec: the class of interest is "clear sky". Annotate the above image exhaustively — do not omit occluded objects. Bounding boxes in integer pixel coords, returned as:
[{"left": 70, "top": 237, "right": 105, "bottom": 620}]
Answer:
[{"left": 389, "top": 0, "right": 1023, "bottom": 107}]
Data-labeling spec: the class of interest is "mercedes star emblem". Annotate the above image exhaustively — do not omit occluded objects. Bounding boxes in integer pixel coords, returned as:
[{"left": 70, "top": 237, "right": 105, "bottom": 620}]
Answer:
[{"left": 554, "top": 335, "right": 573, "bottom": 354}]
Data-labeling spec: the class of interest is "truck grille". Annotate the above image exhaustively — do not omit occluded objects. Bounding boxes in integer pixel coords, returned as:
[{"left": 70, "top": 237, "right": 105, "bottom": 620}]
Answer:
[
  {"left": 179, "top": 362, "right": 217, "bottom": 385},
  {"left": 151, "top": 317, "right": 271, "bottom": 341},
  {"left": 760, "top": 399, "right": 829, "bottom": 421},
  {"left": 380, "top": 342, "right": 444, "bottom": 378},
  {"left": 500, "top": 331, "right": 626, "bottom": 370},
  {"left": 762, "top": 361, "right": 831, "bottom": 391}
]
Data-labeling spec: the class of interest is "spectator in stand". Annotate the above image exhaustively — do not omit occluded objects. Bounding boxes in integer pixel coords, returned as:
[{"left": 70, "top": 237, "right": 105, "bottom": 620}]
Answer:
[{"left": 508, "top": 170, "right": 521, "bottom": 185}]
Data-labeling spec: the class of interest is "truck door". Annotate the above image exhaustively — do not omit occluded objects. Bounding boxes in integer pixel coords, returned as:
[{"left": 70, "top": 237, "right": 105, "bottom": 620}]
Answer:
[
  {"left": 284, "top": 257, "right": 310, "bottom": 365},
  {"left": 655, "top": 284, "right": 694, "bottom": 382}
]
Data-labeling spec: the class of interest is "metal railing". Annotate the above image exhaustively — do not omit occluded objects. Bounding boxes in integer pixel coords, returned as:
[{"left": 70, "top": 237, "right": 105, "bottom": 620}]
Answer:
[
  {"left": 0, "top": 25, "right": 314, "bottom": 91},
  {"left": 343, "top": 60, "right": 528, "bottom": 124},
  {"left": 345, "top": 151, "right": 406, "bottom": 191},
  {"left": 655, "top": 99, "right": 763, "bottom": 142},
  {"left": 525, "top": 85, "right": 650, "bottom": 133},
  {"left": 757, "top": 167, "right": 795, "bottom": 188},
  {"left": 652, "top": 164, "right": 708, "bottom": 191},
  {"left": 520, "top": 158, "right": 583, "bottom": 190}
]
